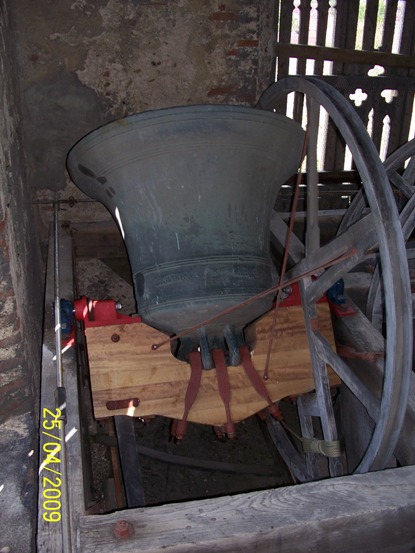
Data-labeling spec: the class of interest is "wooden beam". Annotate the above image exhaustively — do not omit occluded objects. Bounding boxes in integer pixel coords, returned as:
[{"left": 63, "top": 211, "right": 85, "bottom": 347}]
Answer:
[
  {"left": 71, "top": 220, "right": 126, "bottom": 258},
  {"left": 276, "top": 43, "right": 415, "bottom": 69},
  {"left": 86, "top": 303, "right": 339, "bottom": 425},
  {"left": 334, "top": 297, "right": 415, "bottom": 468},
  {"left": 37, "top": 226, "right": 85, "bottom": 552},
  {"left": 114, "top": 416, "right": 146, "bottom": 508},
  {"left": 77, "top": 465, "right": 415, "bottom": 552}
]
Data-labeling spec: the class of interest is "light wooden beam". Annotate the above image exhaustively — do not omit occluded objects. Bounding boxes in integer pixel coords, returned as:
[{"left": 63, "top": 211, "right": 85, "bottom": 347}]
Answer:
[{"left": 86, "top": 303, "right": 339, "bottom": 425}]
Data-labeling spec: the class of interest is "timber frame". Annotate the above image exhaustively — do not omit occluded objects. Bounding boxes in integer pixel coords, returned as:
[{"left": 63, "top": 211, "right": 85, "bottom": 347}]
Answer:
[{"left": 37, "top": 222, "right": 415, "bottom": 553}]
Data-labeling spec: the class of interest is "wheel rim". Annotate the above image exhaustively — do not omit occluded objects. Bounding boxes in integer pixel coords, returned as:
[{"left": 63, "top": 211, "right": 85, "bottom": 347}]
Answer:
[
  {"left": 366, "top": 139, "right": 415, "bottom": 328},
  {"left": 258, "top": 76, "right": 412, "bottom": 474}
]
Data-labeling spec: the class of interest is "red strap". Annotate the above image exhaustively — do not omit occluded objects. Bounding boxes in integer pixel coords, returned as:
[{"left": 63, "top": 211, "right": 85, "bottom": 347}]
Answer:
[
  {"left": 212, "top": 349, "right": 236, "bottom": 439},
  {"left": 174, "top": 351, "right": 203, "bottom": 440},
  {"left": 240, "top": 345, "right": 283, "bottom": 421}
]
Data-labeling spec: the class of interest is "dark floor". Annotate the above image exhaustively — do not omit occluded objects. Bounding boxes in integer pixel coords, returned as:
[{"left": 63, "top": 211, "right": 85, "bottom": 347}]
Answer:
[{"left": 73, "top": 251, "right": 293, "bottom": 512}]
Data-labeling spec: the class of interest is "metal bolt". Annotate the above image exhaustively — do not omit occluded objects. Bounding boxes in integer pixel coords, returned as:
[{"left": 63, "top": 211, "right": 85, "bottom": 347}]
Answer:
[
  {"left": 115, "top": 301, "right": 123, "bottom": 311},
  {"left": 111, "top": 333, "right": 121, "bottom": 343},
  {"left": 113, "top": 520, "right": 134, "bottom": 539}
]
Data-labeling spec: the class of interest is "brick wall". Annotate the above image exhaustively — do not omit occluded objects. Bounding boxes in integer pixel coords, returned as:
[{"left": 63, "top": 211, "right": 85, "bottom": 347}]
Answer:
[{"left": 0, "top": 4, "right": 43, "bottom": 552}]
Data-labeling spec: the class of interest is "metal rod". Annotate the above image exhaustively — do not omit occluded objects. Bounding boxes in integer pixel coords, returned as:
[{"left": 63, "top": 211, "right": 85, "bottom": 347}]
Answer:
[
  {"left": 53, "top": 200, "right": 72, "bottom": 553},
  {"left": 263, "top": 126, "right": 309, "bottom": 380},
  {"left": 54, "top": 201, "right": 63, "bottom": 388}
]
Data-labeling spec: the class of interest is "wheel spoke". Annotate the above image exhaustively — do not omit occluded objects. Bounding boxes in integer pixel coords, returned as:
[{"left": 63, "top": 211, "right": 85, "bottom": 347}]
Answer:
[
  {"left": 270, "top": 210, "right": 304, "bottom": 264},
  {"left": 300, "top": 278, "right": 344, "bottom": 477},
  {"left": 313, "top": 332, "right": 379, "bottom": 419},
  {"left": 283, "top": 213, "right": 376, "bottom": 302},
  {"left": 259, "top": 76, "right": 412, "bottom": 476},
  {"left": 305, "top": 98, "right": 320, "bottom": 255}
]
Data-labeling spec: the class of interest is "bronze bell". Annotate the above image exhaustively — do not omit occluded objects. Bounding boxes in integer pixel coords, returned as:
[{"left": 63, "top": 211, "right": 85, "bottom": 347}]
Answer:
[{"left": 67, "top": 105, "right": 304, "bottom": 367}]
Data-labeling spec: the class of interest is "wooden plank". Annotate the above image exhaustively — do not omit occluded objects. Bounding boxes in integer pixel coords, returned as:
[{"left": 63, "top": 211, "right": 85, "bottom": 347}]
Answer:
[
  {"left": 333, "top": 296, "right": 415, "bottom": 468},
  {"left": 113, "top": 416, "right": 145, "bottom": 508},
  {"left": 71, "top": 220, "right": 126, "bottom": 258},
  {"left": 276, "top": 43, "right": 415, "bottom": 69},
  {"left": 320, "top": 74, "right": 415, "bottom": 90},
  {"left": 263, "top": 416, "right": 310, "bottom": 482},
  {"left": 61, "top": 230, "right": 86, "bottom": 550},
  {"left": 305, "top": 97, "right": 320, "bottom": 254},
  {"left": 86, "top": 303, "right": 339, "bottom": 425},
  {"left": 362, "top": 0, "right": 379, "bottom": 52},
  {"left": 297, "top": 395, "right": 324, "bottom": 480},
  {"left": 300, "top": 279, "right": 344, "bottom": 478},
  {"left": 395, "top": 372, "right": 415, "bottom": 466},
  {"left": 276, "top": 0, "right": 294, "bottom": 82},
  {"left": 294, "top": 0, "right": 311, "bottom": 96},
  {"left": 382, "top": 0, "right": 399, "bottom": 54},
  {"left": 37, "top": 226, "right": 85, "bottom": 553},
  {"left": 313, "top": 0, "right": 330, "bottom": 75},
  {"left": 77, "top": 465, "right": 415, "bottom": 553}
]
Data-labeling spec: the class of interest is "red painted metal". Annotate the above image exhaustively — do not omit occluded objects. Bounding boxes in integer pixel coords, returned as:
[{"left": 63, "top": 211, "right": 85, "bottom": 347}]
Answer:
[
  {"left": 106, "top": 398, "right": 140, "bottom": 411},
  {"left": 328, "top": 300, "right": 356, "bottom": 318},
  {"left": 277, "top": 282, "right": 328, "bottom": 308},
  {"left": 73, "top": 296, "right": 141, "bottom": 328}
]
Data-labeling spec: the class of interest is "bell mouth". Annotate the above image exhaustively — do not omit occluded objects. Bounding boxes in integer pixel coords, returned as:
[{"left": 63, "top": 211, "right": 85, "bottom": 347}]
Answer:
[{"left": 67, "top": 104, "right": 305, "bottom": 361}]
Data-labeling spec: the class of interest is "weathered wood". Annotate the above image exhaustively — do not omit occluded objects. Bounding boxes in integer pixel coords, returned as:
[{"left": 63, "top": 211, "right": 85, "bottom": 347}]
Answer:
[
  {"left": 37, "top": 226, "right": 85, "bottom": 553},
  {"left": 77, "top": 465, "right": 415, "bottom": 553},
  {"left": 263, "top": 416, "right": 310, "bottom": 482},
  {"left": 297, "top": 394, "right": 324, "bottom": 480},
  {"left": 305, "top": 97, "right": 320, "bottom": 254},
  {"left": 276, "top": 43, "right": 415, "bottom": 69},
  {"left": 362, "top": 0, "right": 378, "bottom": 52},
  {"left": 72, "top": 220, "right": 126, "bottom": 258},
  {"left": 382, "top": 0, "right": 399, "bottom": 54},
  {"left": 334, "top": 296, "right": 415, "bottom": 468},
  {"left": 313, "top": 0, "right": 330, "bottom": 76},
  {"left": 300, "top": 279, "right": 344, "bottom": 478},
  {"left": 86, "top": 304, "right": 339, "bottom": 425},
  {"left": 114, "top": 416, "right": 146, "bottom": 508}
]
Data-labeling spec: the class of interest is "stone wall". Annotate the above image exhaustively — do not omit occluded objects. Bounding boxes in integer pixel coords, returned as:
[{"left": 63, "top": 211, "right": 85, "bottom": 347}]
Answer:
[
  {"left": 0, "top": 4, "right": 43, "bottom": 553},
  {"left": 9, "top": 0, "right": 276, "bottom": 222},
  {"left": 0, "top": 2, "right": 277, "bottom": 551}
]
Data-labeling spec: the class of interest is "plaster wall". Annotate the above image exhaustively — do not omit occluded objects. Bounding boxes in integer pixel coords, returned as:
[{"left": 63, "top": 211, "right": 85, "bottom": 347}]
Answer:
[
  {"left": 0, "top": 2, "right": 277, "bottom": 551},
  {"left": 0, "top": 4, "right": 43, "bottom": 552},
  {"left": 10, "top": 0, "right": 276, "bottom": 226}
]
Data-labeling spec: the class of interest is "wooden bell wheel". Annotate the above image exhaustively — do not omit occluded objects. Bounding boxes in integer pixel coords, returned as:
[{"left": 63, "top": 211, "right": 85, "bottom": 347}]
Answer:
[
  {"left": 257, "top": 76, "right": 412, "bottom": 477},
  {"left": 366, "top": 139, "right": 415, "bottom": 329}
]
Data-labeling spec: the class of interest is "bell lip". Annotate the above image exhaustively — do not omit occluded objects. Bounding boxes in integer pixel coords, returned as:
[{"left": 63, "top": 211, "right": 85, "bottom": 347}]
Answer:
[{"left": 66, "top": 103, "right": 304, "bottom": 168}]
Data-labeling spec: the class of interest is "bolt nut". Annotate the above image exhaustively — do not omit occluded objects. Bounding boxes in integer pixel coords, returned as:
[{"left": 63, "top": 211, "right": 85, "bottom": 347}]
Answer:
[
  {"left": 113, "top": 520, "right": 134, "bottom": 539},
  {"left": 111, "top": 333, "right": 120, "bottom": 343}
]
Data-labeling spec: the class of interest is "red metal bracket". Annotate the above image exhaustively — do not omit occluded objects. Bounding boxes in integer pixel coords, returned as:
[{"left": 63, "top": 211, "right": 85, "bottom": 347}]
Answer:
[
  {"left": 74, "top": 296, "right": 141, "bottom": 328},
  {"left": 328, "top": 300, "right": 356, "bottom": 318},
  {"left": 278, "top": 282, "right": 328, "bottom": 308}
]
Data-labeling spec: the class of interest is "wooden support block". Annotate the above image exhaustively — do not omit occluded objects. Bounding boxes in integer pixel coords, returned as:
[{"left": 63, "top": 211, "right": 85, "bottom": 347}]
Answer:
[
  {"left": 86, "top": 303, "right": 339, "bottom": 426},
  {"left": 77, "top": 465, "right": 415, "bottom": 553}
]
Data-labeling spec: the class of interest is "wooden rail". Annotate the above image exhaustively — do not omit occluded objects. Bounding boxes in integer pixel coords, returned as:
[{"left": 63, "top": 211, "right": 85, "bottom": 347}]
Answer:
[
  {"left": 276, "top": 43, "right": 415, "bottom": 69},
  {"left": 77, "top": 465, "right": 415, "bottom": 552}
]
